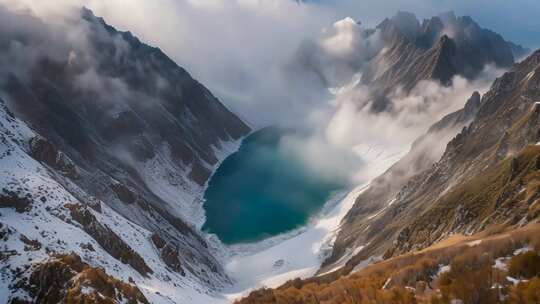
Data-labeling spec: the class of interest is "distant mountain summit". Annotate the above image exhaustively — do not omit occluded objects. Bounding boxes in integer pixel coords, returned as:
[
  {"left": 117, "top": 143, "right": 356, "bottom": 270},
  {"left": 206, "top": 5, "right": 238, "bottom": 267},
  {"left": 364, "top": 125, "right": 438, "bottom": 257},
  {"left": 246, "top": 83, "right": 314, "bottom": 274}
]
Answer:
[
  {"left": 292, "top": 11, "right": 529, "bottom": 112},
  {"left": 363, "top": 11, "right": 521, "bottom": 109},
  {"left": 507, "top": 40, "right": 532, "bottom": 60}
]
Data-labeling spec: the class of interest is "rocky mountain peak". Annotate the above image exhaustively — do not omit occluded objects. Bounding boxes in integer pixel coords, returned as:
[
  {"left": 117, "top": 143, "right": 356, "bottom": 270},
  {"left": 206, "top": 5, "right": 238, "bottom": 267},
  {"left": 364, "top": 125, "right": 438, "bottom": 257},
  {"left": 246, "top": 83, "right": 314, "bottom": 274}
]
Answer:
[
  {"left": 429, "top": 34, "right": 458, "bottom": 84},
  {"left": 463, "top": 91, "right": 481, "bottom": 115},
  {"left": 390, "top": 11, "right": 422, "bottom": 41},
  {"left": 419, "top": 16, "right": 444, "bottom": 47},
  {"left": 457, "top": 15, "right": 477, "bottom": 27},
  {"left": 363, "top": 11, "right": 517, "bottom": 101}
]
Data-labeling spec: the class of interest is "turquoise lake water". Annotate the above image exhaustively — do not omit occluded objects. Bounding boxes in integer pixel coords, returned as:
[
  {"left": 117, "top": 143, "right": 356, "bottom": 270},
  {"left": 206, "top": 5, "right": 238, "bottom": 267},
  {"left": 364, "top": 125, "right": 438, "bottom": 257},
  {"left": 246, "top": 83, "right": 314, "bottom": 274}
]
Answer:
[{"left": 202, "top": 127, "right": 346, "bottom": 244}]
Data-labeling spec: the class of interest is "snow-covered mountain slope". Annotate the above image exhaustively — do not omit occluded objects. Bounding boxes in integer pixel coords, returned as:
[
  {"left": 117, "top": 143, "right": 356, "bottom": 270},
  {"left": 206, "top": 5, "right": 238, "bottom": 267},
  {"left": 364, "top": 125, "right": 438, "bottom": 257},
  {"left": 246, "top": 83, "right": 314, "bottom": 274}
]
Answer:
[
  {"left": 0, "top": 85, "right": 403, "bottom": 302},
  {"left": 0, "top": 5, "right": 250, "bottom": 303},
  {"left": 0, "top": 98, "right": 221, "bottom": 303}
]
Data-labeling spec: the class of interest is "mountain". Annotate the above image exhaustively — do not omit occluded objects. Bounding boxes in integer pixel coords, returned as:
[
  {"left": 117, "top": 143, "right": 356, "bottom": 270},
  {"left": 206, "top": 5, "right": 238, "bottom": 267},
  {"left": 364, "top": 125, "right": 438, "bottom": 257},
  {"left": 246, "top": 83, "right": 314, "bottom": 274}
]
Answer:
[
  {"left": 237, "top": 48, "right": 540, "bottom": 304},
  {"left": 328, "top": 49, "right": 540, "bottom": 273},
  {"left": 372, "top": 11, "right": 515, "bottom": 83},
  {"left": 322, "top": 91, "right": 482, "bottom": 271},
  {"left": 1, "top": 4, "right": 537, "bottom": 303},
  {"left": 291, "top": 11, "right": 527, "bottom": 112},
  {"left": 383, "top": 49, "right": 540, "bottom": 256},
  {"left": 507, "top": 40, "right": 532, "bottom": 60},
  {"left": 0, "top": 6, "right": 249, "bottom": 303},
  {"left": 363, "top": 11, "right": 519, "bottom": 111},
  {"left": 310, "top": 16, "right": 537, "bottom": 273}
]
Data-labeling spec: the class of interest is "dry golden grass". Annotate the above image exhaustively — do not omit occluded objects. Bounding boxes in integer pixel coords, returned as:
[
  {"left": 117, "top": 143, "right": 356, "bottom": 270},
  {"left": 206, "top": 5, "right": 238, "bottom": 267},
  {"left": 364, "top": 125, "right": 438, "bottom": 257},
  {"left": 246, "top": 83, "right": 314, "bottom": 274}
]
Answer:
[
  {"left": 237, "top": 223, "right": 540, "bottom": 304},
  {"left": 508, "top": 251, "right": 540, "bottom": 279},
  {"left": 25, "top": 254, "right": 149, "bottom": 304}
]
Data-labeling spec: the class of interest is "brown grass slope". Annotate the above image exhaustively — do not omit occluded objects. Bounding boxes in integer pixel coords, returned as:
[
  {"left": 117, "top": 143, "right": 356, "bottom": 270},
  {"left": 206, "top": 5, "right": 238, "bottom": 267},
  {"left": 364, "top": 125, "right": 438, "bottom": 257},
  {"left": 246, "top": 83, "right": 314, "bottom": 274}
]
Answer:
[
  {"left": 237, "top": 224, "right": 540, "bottom": 304},
  {"left": 9, "top": 253, "right": 149, "bottom": 304}
]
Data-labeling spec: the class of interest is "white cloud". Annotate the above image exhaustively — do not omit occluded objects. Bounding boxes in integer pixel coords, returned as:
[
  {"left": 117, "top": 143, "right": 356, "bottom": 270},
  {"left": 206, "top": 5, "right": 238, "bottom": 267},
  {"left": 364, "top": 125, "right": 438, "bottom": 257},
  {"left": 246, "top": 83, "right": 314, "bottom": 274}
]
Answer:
[
  {"left": 0, "top": 0, "right": 509, "bottom": 185},
  {"left": 279, "top": 63, "right": 503, "bottom": 184}
]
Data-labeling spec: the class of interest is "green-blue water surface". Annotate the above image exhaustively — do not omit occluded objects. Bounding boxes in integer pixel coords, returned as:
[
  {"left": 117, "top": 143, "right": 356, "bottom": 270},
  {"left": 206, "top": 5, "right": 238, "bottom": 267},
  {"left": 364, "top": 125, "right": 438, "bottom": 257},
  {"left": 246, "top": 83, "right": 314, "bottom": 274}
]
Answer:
[{"left": 202, "top": 127, "right": 345, "bottom": 244}]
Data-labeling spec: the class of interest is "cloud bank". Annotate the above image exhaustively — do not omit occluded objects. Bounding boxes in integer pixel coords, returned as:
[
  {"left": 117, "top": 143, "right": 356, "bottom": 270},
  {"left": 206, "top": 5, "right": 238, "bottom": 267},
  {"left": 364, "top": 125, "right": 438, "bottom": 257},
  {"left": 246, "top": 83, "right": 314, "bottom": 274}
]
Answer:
[{"left": 0, "top": 0, "right": 512, "bottom": 185}]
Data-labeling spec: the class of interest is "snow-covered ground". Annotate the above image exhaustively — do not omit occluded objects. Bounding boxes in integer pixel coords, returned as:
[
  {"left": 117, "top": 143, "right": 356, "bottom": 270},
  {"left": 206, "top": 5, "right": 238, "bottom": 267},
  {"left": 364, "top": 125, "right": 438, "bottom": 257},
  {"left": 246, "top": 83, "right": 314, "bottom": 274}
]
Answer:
[
  {"left": 139, "top": 136, "right": 243, "bottom": 230},
  {"left": 0, "top": 101, "right": 228, "bottom": 304},
  {"left": 221, "top": 185, "right": 365, "bottom": 300}
]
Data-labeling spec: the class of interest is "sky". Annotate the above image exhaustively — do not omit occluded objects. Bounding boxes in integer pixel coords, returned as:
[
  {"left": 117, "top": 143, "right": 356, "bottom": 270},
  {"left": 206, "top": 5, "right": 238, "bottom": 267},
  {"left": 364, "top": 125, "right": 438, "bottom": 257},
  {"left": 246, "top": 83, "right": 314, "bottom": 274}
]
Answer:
[{"left": 440, "top": 0, "right": 540, "bottom": 49}]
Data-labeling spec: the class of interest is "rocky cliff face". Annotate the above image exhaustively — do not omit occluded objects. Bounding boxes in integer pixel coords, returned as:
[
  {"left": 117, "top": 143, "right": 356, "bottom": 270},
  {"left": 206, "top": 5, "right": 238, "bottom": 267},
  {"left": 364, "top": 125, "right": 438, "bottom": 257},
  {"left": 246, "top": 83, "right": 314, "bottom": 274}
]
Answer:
[
  {"left": 0, "top": 6, "right": 249, "bottom": 303},
  {"left": 362, "top": 11, "right": 517, "bottom": 111},
  {"left": 325, "top": 49, "right": 540, "bottom": 274},
  {"left": 292, "top": 11, "right": 524, "bottom": 113},
  {"left": 11, "top": 253, "right": 150, "bottom": 304}
]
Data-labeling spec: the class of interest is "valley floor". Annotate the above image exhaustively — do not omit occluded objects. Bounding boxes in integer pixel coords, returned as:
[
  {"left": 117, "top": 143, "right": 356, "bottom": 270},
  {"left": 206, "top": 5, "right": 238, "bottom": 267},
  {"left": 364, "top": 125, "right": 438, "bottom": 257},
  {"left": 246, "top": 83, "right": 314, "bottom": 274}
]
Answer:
[{"left": 212, "top": 145, "right": 405, "bottom": 302}]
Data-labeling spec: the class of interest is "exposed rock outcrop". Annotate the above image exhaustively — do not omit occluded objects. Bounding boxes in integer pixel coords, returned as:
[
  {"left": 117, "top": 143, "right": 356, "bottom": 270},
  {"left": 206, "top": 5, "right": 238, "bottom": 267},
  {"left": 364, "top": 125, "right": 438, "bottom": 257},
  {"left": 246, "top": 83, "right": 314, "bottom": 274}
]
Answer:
[
  {"left": 151, "top": 233, "right": 185, "bottom": 275},
  {"left": 65, "top": 203, "right": 153, "bottom": 276},
  {"left": 11, "top": 254, "right": 149, "bottom": 304},
  {"left": 110, "top": 183, "right": 137, "bottom": 205},
  {"left": 0, "top": 190, "right": 32, "bottom": 213},
  {"left": 29, "top": 136, "right": 80, "bottom": 179}
]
